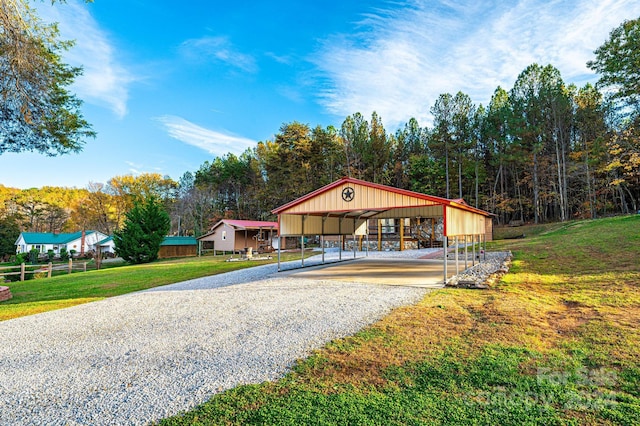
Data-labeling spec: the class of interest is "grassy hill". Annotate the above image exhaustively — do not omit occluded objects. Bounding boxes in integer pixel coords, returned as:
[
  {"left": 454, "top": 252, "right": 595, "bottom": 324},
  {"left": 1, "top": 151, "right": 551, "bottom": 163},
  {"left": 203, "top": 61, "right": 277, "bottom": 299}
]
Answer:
[{"left": 160, "top": 215, "right": 640, "bottom": 425}]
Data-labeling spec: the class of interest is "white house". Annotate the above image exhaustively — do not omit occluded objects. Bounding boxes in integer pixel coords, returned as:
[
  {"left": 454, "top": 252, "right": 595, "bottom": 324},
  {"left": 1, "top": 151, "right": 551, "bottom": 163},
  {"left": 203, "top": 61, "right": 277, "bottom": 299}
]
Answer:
[
  {"left": 15, "top": 231, "right": 110, "bottom": 256},
  {"left": 96, "top": 235, "right": 116, "bottom": 255}
]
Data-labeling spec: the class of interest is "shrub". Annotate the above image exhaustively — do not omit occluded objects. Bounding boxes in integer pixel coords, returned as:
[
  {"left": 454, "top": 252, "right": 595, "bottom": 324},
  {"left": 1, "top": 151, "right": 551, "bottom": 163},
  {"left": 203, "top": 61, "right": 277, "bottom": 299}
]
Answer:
[
  {"left": 29, "top": 248, "right": 39, "bottom": 264},
  {"left": 60, "top": 247, "right": 69, "bottom": 261},
  {"left": 15, "top": 252, "right": 28, "bottom": 265},
  {"left": 47, "top": 249, "right": 55, "bottom": 262}
]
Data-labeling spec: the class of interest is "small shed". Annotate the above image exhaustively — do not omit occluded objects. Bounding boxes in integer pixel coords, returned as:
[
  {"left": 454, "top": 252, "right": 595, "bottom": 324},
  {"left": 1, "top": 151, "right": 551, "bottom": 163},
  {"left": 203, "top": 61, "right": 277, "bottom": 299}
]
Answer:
[
  {"left": 197, "top": 220, "right": 278, "bottom": 255},
  {"left": 158, "top": 236, "right": 198, "bottom": 259}
]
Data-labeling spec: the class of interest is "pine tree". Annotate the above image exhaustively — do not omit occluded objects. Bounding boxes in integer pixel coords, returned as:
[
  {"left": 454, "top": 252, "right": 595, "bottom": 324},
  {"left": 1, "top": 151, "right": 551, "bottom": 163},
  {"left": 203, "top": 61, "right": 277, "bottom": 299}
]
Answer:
[{"left": 113, "top": 197, "right": 170, "bottom": 264}]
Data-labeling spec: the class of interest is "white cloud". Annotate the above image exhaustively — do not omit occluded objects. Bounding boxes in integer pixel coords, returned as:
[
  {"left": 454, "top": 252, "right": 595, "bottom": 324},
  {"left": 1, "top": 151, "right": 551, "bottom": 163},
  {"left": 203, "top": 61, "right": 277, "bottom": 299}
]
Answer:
[
  {"left": 36, "top": 1, "right": 133, "bottom": 118},
  {"left": 314, "top": 0, "right": 640, "bottom": 128},
  {"left": 155, "top": 115, "right": 257, "bottom": 157},
  {"left": 179, "top": 36, "right": 257, "bottom": 73},
  {"left": 125, "top": 161, "right": 144, "bottom": 175}
]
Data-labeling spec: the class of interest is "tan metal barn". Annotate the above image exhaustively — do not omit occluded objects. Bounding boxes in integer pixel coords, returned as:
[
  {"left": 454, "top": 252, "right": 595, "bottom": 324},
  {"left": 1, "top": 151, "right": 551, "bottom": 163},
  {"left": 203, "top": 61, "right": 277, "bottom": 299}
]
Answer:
[{"left": 271, "top": 177, "right": 493, "bottom": 283}]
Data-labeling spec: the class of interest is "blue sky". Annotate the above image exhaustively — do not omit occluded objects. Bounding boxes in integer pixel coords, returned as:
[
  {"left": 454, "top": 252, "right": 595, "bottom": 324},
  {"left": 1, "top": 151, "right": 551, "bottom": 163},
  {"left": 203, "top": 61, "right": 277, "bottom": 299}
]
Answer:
[{"left": 2, "top": 0, "right": 639, "bottom": 189}]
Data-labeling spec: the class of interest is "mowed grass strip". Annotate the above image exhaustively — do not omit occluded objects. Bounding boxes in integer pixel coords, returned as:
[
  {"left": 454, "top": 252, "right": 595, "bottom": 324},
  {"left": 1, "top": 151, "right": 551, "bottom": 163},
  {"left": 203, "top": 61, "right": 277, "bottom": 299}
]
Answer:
[
  {"left": 0, "top": 252, "right": 306, "bottom": 321},
  {"left": 159, "top": 215, "right": 640, "bottom": 425}
]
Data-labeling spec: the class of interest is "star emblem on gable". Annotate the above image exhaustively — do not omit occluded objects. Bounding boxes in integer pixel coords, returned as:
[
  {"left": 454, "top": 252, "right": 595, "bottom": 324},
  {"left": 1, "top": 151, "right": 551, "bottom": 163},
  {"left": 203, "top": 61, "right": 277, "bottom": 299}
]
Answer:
[{"left": 342, "top": 187, "right": 355, "bottom": 202}]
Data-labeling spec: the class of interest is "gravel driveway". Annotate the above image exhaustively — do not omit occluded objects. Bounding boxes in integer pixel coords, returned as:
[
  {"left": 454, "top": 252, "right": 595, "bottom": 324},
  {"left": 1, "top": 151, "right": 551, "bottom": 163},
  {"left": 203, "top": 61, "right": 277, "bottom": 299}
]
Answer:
[{"left": 0, "top": 254, "right": 430, "bottom": 425}]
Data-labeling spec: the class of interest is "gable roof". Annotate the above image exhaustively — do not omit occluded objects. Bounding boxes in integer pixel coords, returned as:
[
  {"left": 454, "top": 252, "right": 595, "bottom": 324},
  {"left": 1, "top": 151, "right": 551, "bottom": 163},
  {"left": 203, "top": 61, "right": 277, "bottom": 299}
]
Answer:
[
  {"left": 272, "top": 176, "right": 491, "bottom": 217},
  {"left": 97, "top": 236, "right": 113, "bottom": 245},
  {"left": 221, "top": 219, "right": 278, "bottom": 230},
  {"left": 197, "top": 219, "right": 278, "bottom": 240},
  {"left": 17, "top": 231, "right": 97, "bottom": 245}
]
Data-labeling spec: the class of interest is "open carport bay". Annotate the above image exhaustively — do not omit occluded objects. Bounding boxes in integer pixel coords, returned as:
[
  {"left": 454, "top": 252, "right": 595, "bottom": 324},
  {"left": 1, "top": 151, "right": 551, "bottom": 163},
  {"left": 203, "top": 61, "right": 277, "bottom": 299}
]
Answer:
[{"left": 282, "top": 257, "right": 457, "bottom": 288}]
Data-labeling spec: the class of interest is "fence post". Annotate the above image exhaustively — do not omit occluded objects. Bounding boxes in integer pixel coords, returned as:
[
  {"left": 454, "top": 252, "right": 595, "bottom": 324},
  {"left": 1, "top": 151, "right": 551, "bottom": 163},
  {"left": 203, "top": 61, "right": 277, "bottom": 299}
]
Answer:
[
  {"left": 83, "top": 262, "right": 87, "bottom": 273},
  {"left": 68, "top": 258, "right": 72, "bottom": 274},
  {"left": 48, "top": 262, "right": 52, "bottom": 278},
  {"left": 20, "top": 263, "right": 25, "bottom": 281}
]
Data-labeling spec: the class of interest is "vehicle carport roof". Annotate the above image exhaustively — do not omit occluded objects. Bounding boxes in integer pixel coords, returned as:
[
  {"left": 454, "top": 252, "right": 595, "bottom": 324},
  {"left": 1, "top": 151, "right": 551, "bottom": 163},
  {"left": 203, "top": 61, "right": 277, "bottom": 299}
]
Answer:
[{"left": 272, "top": 176, "right": 491, "bottom": 220}]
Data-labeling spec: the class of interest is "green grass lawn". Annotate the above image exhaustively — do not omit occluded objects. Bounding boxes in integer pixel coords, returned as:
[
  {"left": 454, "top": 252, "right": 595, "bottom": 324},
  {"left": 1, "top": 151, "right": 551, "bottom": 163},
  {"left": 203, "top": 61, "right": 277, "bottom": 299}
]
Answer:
[
  {"left": 0, "top": 252, "right": 307, "bottom": 321},
  {"left": 159, "top": 215, "right": 640, "bottom": 425}
]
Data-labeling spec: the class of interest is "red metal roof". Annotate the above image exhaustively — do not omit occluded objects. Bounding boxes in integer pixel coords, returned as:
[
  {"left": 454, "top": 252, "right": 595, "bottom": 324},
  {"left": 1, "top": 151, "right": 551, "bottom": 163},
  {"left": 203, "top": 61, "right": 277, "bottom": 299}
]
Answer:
[
  {"left": 197, "top": 219, "right": 278, "bottom": 240},
  {"left": 271, "top": 176, "right": 491, "bottom": 217},
  {"left": 222, "top": 219, "right": 278, "bottom": 229}
]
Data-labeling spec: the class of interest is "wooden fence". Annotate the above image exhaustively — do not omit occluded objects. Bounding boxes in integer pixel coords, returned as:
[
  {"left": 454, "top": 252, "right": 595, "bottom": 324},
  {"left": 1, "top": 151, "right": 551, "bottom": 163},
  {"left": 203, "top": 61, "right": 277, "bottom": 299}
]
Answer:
[{"left": 0, "top": 259, "right": 91, "bottom": 282}]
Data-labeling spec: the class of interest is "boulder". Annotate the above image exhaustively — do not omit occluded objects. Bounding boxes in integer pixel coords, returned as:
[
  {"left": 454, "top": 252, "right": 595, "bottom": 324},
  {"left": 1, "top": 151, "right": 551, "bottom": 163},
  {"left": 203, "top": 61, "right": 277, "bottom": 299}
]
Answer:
[{"left": 0, "top": 286, "right": 12, "bottom": 302}]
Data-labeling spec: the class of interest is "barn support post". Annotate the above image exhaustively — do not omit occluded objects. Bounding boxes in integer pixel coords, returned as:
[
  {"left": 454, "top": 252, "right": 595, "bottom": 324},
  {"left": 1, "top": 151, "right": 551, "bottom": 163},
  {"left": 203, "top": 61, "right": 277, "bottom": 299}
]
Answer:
[
  {"left": 366, "top": 232, "right": 370, "bottom": 257},
  {"left": 431, "top": 218, "right": 435, "bottom": 247},
  {"left": 464, "top": 236, "right": 468, "bottom": 270},
  {"left": 483, "top": 233, "right": 487, "bottom": 261},
  {"left": 399, "top": 218, "right": 404, "bottom": 251},
  {"left": 301, "top": 215, "right": 306, "bottom": 267},
  {"left": 455, "top": 236, "right": 459, "bottom": 275},
  {"left": 443, "top": 236, "right": 448, "bottom": 284},
  {"left": 277, "top": 236, "right": 282, "bottom": 272},
  {"left": 321, "top": 215, "right": 327, "bottom": 264},
  {"left": 377, "top": 219, "right": 382, "bottom": 251},
  {"left": 472, "top": 234, "right": 476, "bottom": 266},
  {"left": 339, "top": 217, "right": 343, "bottom": 261},
  {"left": 353, "top": 218, "right": 357, "bottom": 259}
]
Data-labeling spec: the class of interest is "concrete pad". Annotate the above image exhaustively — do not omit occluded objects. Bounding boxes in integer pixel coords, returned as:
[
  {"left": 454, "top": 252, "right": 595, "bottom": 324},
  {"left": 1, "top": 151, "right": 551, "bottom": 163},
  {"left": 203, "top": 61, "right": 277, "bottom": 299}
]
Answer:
[{"left": 283, "top": 257, "right": 458, "bottom": 288}]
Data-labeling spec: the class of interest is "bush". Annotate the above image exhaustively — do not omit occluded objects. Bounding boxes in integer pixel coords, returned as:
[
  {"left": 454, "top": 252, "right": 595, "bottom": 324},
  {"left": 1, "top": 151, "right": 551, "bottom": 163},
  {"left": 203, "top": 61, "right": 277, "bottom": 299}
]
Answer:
[
  {"left": 15, "top": 252, "right": 28, "bottom": 265},
  {"left": 47, "top": 249, "right": 55, "bottom": 262},
  {"left": 28, "top": 248, "right": 39, "bottom": 265},
  {"left": 60, "top": 247, "right": 69, "bottom": 261}
]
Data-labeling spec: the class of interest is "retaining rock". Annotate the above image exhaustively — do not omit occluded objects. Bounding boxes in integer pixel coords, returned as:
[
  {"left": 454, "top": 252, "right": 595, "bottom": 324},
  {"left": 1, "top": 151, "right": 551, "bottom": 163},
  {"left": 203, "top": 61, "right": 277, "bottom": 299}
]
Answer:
[
  {"left": 446, "top": 251, "right": 512, "bottom": 289},
  {"left": 0, "top": 285, "right": 12, "bottom": 302}
]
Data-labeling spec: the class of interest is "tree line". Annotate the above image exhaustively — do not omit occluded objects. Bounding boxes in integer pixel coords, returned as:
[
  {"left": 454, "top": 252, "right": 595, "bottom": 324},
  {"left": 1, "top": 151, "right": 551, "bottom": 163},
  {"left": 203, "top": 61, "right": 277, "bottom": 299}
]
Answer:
[{"left": 1, "top": 16, "right": 639, "bottom": 257}]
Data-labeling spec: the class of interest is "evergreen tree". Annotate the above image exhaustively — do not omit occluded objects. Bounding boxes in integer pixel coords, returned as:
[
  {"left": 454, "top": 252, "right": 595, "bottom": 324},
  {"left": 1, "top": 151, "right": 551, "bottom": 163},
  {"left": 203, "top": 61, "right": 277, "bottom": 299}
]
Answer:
[
  {"left": 0, "top": 0, "right": 95, "bottom": 155},
  {"left": 0, "top": 215, "right": 20, "bottom": 261},
  {"left": 113, "top": 196, "right": 170, "bottom": 264},
  {"left": 588, "top": 17, "right": 640, "bottom": 117}
]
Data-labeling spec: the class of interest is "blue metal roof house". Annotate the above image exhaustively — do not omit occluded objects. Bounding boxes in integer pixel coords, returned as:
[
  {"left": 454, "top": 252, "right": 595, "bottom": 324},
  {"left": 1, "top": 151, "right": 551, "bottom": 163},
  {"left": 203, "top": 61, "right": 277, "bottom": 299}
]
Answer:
[{"left": 15, "top": 231, "right": 110, "bottom": 255}]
